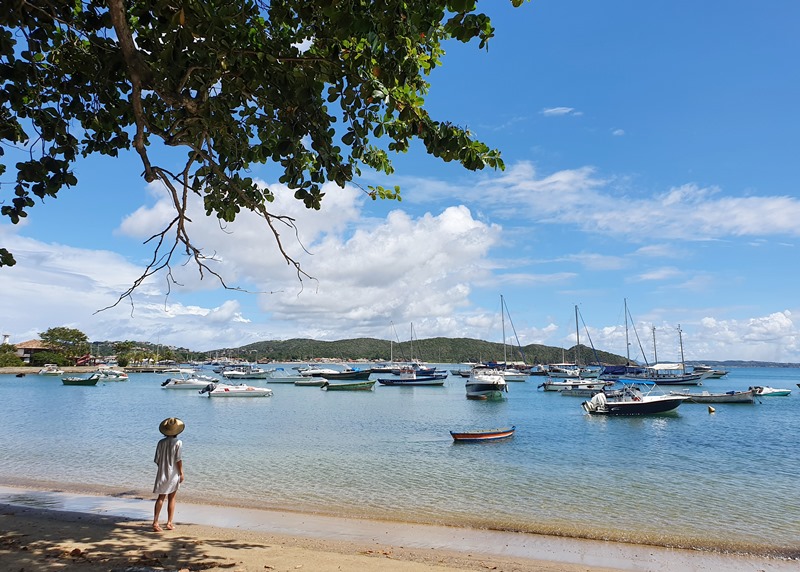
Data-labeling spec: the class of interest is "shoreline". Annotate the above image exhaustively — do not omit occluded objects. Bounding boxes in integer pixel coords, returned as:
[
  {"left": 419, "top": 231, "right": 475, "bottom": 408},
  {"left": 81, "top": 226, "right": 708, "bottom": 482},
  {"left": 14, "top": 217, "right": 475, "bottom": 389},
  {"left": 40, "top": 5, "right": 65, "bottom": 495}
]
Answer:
[{"left": 0, "top": 485, "right": 796, "bottom": 572}]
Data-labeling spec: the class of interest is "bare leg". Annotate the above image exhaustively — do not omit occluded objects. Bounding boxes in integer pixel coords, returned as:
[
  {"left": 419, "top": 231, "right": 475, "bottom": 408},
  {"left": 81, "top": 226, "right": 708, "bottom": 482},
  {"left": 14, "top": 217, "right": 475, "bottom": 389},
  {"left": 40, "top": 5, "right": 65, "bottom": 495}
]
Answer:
[
  {"left": 165, "top": 491, "right": 178, "bottom": 530},
  {"left": 153, "top": 494, "right": 166, "bottom": 532}
]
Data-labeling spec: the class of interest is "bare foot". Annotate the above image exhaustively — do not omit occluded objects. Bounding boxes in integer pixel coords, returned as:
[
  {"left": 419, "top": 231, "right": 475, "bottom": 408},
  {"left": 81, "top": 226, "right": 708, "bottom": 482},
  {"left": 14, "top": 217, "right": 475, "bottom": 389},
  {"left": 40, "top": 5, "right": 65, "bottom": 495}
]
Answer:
[
  {"left": 165, "top": 523, "right": 175, "bottom": 530},
  {"left": 152, "top": 524, "right": 163, "bottom": 532}
]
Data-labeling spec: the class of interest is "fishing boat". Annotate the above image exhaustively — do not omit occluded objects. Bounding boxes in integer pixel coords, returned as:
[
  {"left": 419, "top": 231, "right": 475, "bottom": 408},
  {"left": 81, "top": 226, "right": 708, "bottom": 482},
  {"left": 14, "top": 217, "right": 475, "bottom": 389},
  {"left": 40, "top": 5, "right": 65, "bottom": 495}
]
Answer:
[
  {"left": 749, "top": 386, "right": 792, "bottom": 397},
  {"left": 669, "top": 389, "right": 755, "bottom": 404},
  {"left": 198, "top": 382, "right": 273, "bottom": 397},
  {"left": 581, "top": 384, "right": 688, "bottom": 416},
  {"left": 450, "top": 426, "right": 516, "bottom": 442},
  {"left": 465, "top": 368, "right": 507, "bottom": 400},
  {"left": 321, "top": 380, "right": 376, "bottom": 391},
  {"left": 62, "top": 373, "right": 101, "bottom": 386},
  {"left": 377, "top": 366, "right": 446, "bottom": 386}
]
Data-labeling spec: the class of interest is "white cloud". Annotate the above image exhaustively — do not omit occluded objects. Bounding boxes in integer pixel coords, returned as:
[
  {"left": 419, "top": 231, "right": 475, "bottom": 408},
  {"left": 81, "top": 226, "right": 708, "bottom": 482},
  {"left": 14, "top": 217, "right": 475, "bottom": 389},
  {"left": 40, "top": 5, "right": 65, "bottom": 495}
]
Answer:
[
  {"left": 0, "top": 184, "right": 504, "bottom": 349},
  {"left": 541, "top": 107, "right": 579, "bottom": 117}
]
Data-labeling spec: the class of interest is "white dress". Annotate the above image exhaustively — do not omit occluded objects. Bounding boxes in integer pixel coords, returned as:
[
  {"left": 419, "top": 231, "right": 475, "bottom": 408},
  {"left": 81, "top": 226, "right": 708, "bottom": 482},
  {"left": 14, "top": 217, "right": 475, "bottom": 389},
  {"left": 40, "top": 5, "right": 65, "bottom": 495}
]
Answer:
[{"left": 153, "top": 436, "right": 182, "bottom": 494}]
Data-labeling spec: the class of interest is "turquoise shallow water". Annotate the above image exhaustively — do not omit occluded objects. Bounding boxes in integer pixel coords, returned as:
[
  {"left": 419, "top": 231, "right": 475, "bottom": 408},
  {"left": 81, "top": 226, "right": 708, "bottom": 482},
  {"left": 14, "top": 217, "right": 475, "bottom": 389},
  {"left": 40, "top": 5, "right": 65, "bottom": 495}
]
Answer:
[{"left": 1, "top": 366, "right": 799, "bottom": 557}]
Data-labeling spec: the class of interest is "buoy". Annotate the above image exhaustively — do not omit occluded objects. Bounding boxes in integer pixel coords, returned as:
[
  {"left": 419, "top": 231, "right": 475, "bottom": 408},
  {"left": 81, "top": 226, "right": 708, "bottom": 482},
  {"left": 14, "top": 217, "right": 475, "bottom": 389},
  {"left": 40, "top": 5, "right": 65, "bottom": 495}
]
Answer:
[{"left": 708, "top": 406, "right": 715, "bottom": 414}]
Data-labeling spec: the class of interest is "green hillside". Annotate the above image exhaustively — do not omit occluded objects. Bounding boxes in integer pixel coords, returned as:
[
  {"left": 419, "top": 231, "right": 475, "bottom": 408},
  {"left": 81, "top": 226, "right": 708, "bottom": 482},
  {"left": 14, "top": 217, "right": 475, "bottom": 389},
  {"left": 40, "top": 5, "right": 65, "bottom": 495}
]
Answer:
[{"left": 217, "top": 337, "right": 629, "bottom": 365}]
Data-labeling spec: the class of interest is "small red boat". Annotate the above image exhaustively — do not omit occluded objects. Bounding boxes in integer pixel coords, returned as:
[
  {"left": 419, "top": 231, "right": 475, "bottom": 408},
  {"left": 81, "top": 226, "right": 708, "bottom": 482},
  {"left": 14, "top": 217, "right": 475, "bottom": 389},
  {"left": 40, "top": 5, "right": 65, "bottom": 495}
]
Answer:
[{"left": 449, "top": 425, "right": 515, "bottom": 442}]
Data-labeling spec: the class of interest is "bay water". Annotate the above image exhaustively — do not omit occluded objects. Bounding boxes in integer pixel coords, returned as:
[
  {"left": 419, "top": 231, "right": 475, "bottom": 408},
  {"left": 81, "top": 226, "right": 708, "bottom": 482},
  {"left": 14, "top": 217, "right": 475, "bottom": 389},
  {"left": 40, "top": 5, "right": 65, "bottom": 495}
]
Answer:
[{"left": 1, "top": 366, "right": 798, "bottom": 558}]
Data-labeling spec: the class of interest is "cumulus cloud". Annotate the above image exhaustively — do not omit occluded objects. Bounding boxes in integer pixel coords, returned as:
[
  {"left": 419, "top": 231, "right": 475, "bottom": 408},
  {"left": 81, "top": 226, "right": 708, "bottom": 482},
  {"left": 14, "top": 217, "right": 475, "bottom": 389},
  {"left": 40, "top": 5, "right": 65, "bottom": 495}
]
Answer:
[{"left": 0, "top": 182, "right": 503, "bottom": 349}]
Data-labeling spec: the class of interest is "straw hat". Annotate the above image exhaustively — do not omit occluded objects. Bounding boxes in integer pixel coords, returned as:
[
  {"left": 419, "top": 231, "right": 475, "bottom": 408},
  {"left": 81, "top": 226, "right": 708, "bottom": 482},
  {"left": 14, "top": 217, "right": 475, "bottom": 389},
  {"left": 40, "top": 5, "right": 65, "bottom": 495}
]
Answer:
[{"left": 159, "top": 417, "right": 185, "bottom": 436}]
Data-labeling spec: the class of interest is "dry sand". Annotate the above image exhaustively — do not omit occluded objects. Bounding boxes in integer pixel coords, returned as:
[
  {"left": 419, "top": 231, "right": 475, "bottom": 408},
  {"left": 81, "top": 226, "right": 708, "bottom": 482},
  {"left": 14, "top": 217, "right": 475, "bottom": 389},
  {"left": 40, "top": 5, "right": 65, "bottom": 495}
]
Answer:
[
  {"left": 0, "top": 503, "right": 621, "bottom": 572},
  {"left": 1, "top": 489, "right": 797, "bottom": 572}
]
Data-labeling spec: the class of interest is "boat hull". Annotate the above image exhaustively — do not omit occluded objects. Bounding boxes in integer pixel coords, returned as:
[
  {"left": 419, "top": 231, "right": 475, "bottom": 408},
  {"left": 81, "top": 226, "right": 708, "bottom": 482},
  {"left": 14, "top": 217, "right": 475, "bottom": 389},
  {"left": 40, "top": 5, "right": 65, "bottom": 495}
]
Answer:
[
  {"left": 538, "top": 380, "right": 609, "bottom": 392},
  {"left": 62, "top": 376, "right": 99, "bottom": 386},
  {"left": 377, "top": 374, "right": 446, "bottom": 386},
  {"left": 750, "top": 386, "right": 791, "bottom": 397},
  {"left": 671, "top": 390, "right": 755, "bottom": 404},
  {"left": 618, "top": 373, "right": 705, "bottom": 386},
  {"left": 582, "top": 389, "right": 687, "bottom": 416},
  {"left": 207, "top": 387, "right": 273, "bottom": 397},
  {"left": 317, "top": 370, "right": 373, "bottom": 380},
  {"left": 294, "top": 378, "right": 328, "bottom": 387},
  {"left": 450, "top": 426, "right": 516, "bottom": 441},
  {"left": 583, "top": 397, "right": 685, "bottom": 415},
  {"left": 322, "top": 380, "right": 376, "bottom": 391}
]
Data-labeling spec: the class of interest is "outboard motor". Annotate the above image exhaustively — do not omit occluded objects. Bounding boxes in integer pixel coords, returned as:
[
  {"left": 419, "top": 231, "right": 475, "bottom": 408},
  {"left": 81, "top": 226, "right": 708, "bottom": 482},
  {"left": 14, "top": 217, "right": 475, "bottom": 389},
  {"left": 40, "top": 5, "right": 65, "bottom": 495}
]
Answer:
[{"left": 199, "top": 382, "right": 217, "bottom": 395}]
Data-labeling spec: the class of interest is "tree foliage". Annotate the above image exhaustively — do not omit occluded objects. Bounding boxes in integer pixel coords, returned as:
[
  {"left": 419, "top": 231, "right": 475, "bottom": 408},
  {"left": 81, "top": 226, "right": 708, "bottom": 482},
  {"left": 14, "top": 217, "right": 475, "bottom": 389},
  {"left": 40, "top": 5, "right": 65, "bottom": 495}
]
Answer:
[
  {"left": 39, "top": 326, "right": 89, "bottom": 361},
  {"left": 0, "top": 343, "right": 24, "bottom": 366},
  {"left": 1, "top": 0, "right": 522, "bottom": 303},
  {"left": 29, "top": 350, "right": 68, "bottom": 367}
]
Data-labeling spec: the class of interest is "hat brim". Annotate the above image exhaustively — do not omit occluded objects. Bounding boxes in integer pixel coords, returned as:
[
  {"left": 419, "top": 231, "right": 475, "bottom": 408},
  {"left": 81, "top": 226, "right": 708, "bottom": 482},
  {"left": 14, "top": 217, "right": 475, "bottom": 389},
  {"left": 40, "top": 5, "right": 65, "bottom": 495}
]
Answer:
[{"left": 159, "top": 418, "right": 185, "bottom": 436}]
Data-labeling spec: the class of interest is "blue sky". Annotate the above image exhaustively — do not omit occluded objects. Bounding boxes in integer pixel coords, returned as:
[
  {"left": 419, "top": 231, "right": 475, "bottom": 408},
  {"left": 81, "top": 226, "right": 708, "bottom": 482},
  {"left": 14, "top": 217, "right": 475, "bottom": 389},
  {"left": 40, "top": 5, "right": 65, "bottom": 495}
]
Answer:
[{"left": 2, "top": 1, "right": 800, "bottom": 362}]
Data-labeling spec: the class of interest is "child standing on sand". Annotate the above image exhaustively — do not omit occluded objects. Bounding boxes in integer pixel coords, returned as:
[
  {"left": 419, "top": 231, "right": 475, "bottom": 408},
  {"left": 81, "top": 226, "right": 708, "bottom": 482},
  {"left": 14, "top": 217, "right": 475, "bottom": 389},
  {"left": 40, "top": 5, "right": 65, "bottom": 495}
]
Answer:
[{"left": 152, "top": 417, "right": 185, "bottom": 532}]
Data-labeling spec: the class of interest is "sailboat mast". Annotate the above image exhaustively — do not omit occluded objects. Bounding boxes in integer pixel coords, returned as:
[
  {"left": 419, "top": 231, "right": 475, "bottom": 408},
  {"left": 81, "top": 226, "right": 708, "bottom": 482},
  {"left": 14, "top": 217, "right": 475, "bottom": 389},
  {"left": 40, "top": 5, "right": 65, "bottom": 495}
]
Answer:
[
  {"left": 410, "top": 323, "right": 414, "bottom": 363},
  {"left": 574, "top": 304, "right": 580, "bottom": 367},
  {"left": 502, "top": 295, "right": 507, "bottom": 367},
  {"left": 624, "top": 298, "right": 631, "bottom": 364},
  {"left": 652, "top": 326, "right": 658, "bottom": 364},
  {"left": 678, "top": 324, "right": 686, "bottom": 374}
]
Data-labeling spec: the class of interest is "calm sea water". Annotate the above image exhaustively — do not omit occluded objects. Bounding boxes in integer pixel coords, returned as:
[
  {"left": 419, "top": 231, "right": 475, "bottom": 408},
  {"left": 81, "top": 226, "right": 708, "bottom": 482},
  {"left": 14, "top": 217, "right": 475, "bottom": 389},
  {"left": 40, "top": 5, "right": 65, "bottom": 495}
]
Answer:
[{"left": 1, "top": 366, "right": 798, "bottom": 557}]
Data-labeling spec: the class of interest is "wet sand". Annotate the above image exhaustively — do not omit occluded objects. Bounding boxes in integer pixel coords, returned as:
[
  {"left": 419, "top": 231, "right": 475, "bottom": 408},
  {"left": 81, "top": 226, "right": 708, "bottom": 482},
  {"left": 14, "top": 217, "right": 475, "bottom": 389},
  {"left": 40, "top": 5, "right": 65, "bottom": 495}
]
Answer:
[{"left": 0, "top": 486, "right": 795, "bottom": 572}]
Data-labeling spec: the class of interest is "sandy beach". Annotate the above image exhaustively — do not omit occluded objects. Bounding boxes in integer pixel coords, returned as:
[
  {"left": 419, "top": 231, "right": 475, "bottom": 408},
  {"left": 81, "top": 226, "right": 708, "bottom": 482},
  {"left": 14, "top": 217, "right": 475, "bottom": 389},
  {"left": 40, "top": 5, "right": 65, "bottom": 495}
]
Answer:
[
  {"left": 0, "top": 503, "right": 616, "bottom": 572},
  {"left": 1, "top": 487, "right": 796, "bottom": 572}
]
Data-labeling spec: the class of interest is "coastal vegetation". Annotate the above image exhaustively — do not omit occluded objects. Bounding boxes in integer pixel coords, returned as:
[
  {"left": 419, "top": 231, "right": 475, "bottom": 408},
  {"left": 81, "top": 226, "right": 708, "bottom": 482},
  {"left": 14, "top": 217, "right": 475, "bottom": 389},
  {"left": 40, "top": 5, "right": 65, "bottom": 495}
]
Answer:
[{"left": 12, "top": 328, "right": 800, "bottom": 367}]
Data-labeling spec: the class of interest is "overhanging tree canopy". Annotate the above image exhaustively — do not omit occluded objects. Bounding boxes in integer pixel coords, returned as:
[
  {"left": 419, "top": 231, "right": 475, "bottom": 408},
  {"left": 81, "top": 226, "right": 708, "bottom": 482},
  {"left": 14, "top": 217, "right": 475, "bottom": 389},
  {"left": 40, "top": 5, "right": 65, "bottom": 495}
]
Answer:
[{"left": 1, "top": 0, "right": 521, "bottom": 301}]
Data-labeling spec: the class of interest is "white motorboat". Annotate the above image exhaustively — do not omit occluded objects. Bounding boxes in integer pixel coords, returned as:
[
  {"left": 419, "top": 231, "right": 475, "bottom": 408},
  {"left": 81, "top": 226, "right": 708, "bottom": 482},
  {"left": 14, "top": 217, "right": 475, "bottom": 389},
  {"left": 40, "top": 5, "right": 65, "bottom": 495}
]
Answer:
[
  {"left": 465, "top": 368, "right": 507, "bottom": 400},
  {"left": 581, "top": 384, "right": 688, "bottom": 416},
  {"left": 296, "top": 365, "right": 342, "bottom": 377},
  {"left": 691, "top": 364, "right": 729, "bottom": 378},
  {"left": 199, "top": 382, "right": 273, "bottom": 397},
  {"left": 749, "top": 386, "right": 792, "bottom": 397},
  {"left": 498, "top": 368, "right": 528, "bottom": 382},
  {"left": 221, "top": 364, "right": 272, "bottom": 380},
  {"left": 538, "top": 378, "right": 612, "bottom": 392},
  {"left": 38, "top": 364, "right": 64, "bottom": 376},
  {"left": 95, "top": 365, "right": 128, "bottom": 381},
  {"left": 262, "top": 367, "right": 307, "bottom": 383},
  {"left": 161, "top": 372, "right": 218, "bottom": 389}
]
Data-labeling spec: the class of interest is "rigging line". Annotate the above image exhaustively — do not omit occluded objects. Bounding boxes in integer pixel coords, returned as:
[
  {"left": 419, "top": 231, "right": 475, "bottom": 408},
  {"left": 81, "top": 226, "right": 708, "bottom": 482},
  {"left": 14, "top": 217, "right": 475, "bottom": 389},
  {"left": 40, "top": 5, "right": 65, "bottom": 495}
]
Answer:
[
  {"left": 626, "top": 303, "right": 650, "bottom": 367},
  {"left": 577, "top": 306, "right": 602, "bottom": 366},
  {"left": 390, "top": 321, "right": 409, "bottom": 362},
  {"left": 502, "top": 297, "right": 527, "bottom": 363}
]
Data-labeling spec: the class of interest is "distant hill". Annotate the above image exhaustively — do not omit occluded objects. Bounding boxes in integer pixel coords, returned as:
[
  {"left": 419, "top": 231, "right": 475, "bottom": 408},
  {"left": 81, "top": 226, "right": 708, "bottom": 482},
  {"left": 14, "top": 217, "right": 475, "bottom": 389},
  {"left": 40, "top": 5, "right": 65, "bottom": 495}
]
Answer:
[{"left": 213, "top": 337, "right": 631, "bottom": 365}]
